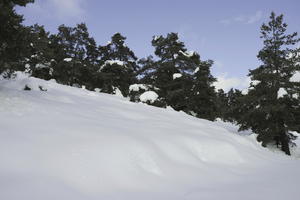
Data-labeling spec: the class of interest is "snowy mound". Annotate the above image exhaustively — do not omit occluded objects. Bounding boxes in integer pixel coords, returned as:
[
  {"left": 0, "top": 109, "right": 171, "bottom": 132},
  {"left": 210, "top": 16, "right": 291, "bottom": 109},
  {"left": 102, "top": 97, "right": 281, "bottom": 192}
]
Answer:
[{"left": 0, "top": 73, "right": 300, "bottom": 200}]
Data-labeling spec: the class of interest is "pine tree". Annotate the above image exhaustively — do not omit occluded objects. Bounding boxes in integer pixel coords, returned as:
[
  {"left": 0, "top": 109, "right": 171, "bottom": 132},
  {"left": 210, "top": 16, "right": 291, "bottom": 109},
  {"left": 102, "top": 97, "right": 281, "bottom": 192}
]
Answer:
[
  {"left": 216, "top": 89, "right": 228, "bottom": 120},
  {"left": 0, "top": 0, "right": 34, "bottom": 74},
  {"left": 139, "top": 33, "right": 217, "bottom": 117},
  {"left": 148, "top": 33, "right": 199, "bottom": 110},
  {"left": 51, "top": 23, "right": 98, "bottom": 88},
  {"left": 97, "top": 33, "right": 138, "bottom": 96},
  {"left": 238, "top": 12, "right": 300, "bottom": 155},
  {"left": 26, "top": 24, "right": 54, "bottom": 80},
  {"left": 224, "top": 88, "right": 244, "bottom": 122},
  {"left": 189, "top": 60, "right": 217, "bottom": 120}
]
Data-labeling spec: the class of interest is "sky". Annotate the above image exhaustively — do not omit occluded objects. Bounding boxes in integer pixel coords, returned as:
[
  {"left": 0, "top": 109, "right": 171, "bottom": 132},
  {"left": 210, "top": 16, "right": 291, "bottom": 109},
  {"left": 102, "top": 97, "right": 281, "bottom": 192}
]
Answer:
[{"left": 17, "top": 0, "right": 300, "bottom": 91}]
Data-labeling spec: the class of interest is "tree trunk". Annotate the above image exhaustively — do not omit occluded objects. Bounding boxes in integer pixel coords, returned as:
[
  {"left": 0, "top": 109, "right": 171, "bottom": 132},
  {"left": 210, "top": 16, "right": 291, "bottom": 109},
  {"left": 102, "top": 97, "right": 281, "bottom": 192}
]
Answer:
[
  {"left": 278, "top": 118, "right": 291, "bottom": 156},
  {"left": 280, "top": 132, "right": 291, "bottom": 156}
]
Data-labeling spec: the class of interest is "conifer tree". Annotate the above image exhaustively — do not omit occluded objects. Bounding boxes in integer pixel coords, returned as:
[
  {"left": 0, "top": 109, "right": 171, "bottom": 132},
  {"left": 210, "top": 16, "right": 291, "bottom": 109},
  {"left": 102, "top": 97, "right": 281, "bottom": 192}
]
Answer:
[
  {"left": 139, "top": 33, "right": 217, "bottom": 117},
  {"left": 97, "top": 33, "right": 138, "bottom": 96},
  {"left": 148, "top": 33, "right": 199, "bottom": 110},
  {"left": 0, "top": 0, "right": 34, "bottom": 74},
  {"left": 51, "top": 23, "right": 98, "bottom": 88},
  {"left": 238, "top": 12, "right": 300, "bottom": 155},
  {"left": 189, "top": 60, "right": 217, "bottom": 120},
  {"left": 216, "top": 89, "right": 227, "bottom": 120},
  {"left": 224, "top": 88, "right": 244, "bottom": 122},
  {"left": 26, "top": 24, "right": 54, "bottom": 80}
]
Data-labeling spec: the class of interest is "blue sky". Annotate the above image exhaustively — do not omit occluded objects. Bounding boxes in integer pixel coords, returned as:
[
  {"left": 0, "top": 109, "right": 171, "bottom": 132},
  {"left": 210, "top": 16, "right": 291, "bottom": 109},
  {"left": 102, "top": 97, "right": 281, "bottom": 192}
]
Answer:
[{"left": 17, "top": 0, "right": 300, "bottom": 91}]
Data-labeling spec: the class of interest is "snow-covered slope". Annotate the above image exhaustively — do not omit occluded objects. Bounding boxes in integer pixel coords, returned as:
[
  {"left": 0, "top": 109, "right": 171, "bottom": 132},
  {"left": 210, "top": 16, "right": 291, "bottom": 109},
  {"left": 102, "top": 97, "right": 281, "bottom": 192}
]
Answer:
[{"left": 1, "top": 73, "right": 300, "bottom": 200}]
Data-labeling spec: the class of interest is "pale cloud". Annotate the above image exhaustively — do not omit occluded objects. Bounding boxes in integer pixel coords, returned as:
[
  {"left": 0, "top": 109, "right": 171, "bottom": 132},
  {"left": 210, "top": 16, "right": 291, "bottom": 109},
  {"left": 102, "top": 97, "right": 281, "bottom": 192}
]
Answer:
[
  {"left": 22, "top": 0, "right": 87, "bottom": 21},
  {"left": 220, "top": 11, "right": 263, "bottom": 26},
  {"left": 213, "top": 73, "right": 250, "bottom": 92},
  {"left": 247, "top": 11, "right": 263, "bottom": 24}
]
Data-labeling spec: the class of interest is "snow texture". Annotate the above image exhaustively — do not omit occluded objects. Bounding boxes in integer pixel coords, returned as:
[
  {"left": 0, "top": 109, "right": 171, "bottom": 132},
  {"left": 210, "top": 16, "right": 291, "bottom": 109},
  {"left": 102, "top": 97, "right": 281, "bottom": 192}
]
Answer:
[
  {"left": 63, "top": 58, "right": 72, "bottom": 62},
  {"left": 113, "top": 87, "right": 124, "bottom": 97},
  {"left": 35, "top": 63, "right": 50, "bottom": 69},
  {"left": 277, "top": 87, "right": 288, "bottom": 98},
  {"left": 194, "top": 67, "right": 199, "bottom": 73},
  {"left": 179, "top": 50, "right": 195, "bottom": 57},
  {"left": 129, "top": 84, "right": 149, "bottom": 92},
  {"left": 290, "top": 71, "right": 300, "bottom": 82},
  {"left": 0, "top": 72, "right": 300, "bottom": 200},
  {"left": 99, "top": 60, "right": 126, "bottom": 71},
  {"left": 139, "top": 91, "right": 158, "bottom": 103},
  {"left": 251, "top": 80, "right": 260, "bottom": 86},
  {"left": 173, "top": 73, "right": 182, "bottom": 80},
  {"left": 153, "top": 35, "right": 160, "bottom": 41}
]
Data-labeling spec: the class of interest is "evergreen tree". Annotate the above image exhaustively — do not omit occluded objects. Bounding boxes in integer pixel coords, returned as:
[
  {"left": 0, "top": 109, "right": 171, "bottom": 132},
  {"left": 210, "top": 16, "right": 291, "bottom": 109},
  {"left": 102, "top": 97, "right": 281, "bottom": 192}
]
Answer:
[
  {"left": 216, "top": 89, "right": 227, "bottom": 120},
  {"left": 224, "top": 88, "right": 244, "bottom": 122},
  {"left": 26, "top": 24, "right": 54, "bottom": 80},
  {"left": 238, "top": 12, "right": 300, "bottom": 155},
  {"left": 148, "top": 33, "right": 199, "bottom": 110},
  {"left": 139, "top": 33, "right": 217, "bottom": 118},
  {"left": 97, "top": 33, "right": 138, "bottom": 96},
  {"left": 51, "top": 23, "right": 98, "bottom": 88},
  {"left": 0, "top": 0, "right": 34, "bottom": 74},
  {"left": 189, "top": 60, "right": 217, "bottom": 120}
]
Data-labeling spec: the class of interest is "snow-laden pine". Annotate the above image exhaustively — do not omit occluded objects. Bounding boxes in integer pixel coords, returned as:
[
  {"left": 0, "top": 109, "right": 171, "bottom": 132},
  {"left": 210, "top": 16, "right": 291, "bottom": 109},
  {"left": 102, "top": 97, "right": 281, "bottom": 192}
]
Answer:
[{"left": 0, "top": 72, "right": 300, "bottom": 200}]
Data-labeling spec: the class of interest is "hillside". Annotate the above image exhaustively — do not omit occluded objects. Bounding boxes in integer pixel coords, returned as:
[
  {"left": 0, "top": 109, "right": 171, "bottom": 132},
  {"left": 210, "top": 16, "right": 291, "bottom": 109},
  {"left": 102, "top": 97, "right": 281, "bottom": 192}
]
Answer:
[{"left": 0, "top": 72, "right": 300, "bottom": 200}]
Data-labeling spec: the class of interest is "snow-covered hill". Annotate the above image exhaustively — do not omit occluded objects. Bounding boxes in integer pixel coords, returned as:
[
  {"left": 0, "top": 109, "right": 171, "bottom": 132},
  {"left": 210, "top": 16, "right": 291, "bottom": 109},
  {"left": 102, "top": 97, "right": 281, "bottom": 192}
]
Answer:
[{"left": 0, "top": 72, "right": 300, "bottom": 200}]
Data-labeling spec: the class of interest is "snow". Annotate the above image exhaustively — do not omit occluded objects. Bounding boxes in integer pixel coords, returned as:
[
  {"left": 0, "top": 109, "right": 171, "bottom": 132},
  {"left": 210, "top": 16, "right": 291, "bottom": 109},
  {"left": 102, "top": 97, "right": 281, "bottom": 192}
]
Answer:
[
  {"left": 1, "top": 72, "right": 300, "bottom": 200},
  {"left": 35, "top": 63, "right": 50, "bottom": 69},
  {"left": 99, "top": 60, "right": 126, "bottom": 71},
  {"left": 290, "top": 71, "right": 300, "bottom": 82},
  {"left": 277, "top": 87, "right": 288, "bottom": 98},
  {"left": 63, "top": 58, "right": 72, "bottom": 62},
  {"left": 251, "top": 80, "right": 260, "bottom": 86},
  {"left": 179, "top": 50, "right": 195, "bottom": 57},
  {"left": 113, "top": 87, "right": 124, "bottom": 97},
  {"left": 139, "top": 91, "right": 158, "bottom": 103},
  {"left": 105, "top": 60, "right": 125, "bottom": 66},
  {"left": 173, "top": 73, "right": 182, "bottom": 80},
  {"left": 129, "top": 84, "right": 149, "bottom": 92},
  {"left": 194, "top": 67, "right": 199, "bottom": 73},
  {"left": 153, "top": 35, "right": 160, "bottom": 41}
]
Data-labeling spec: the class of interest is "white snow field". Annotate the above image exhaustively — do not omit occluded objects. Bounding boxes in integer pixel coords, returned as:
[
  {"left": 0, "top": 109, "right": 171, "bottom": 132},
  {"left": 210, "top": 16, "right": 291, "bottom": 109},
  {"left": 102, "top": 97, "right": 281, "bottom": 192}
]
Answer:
[{"left": 0, "top": 72, "right": 300, "bottom": 200}]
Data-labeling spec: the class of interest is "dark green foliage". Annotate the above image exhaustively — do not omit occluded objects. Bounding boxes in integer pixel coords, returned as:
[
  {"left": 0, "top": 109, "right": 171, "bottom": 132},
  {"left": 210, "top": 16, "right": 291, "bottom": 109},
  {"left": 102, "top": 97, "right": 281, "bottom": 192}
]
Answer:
[
  {"left": 0, "top": 0, "right": 34, "bottom": 74},
  {"left": 26, "top": 24, "right": 54, "bottom": 80},
  {"left": 224, "top": 89, "right": 244, "bottom": 122},
  {"left": 97, "top": 33, "right": 138, "bottom": 96},
  {"left": 141, "top": 33, "right": 194, "bottom": 111},
  {"left": 50, "top": 23, "right": 98, "bottom": 89},
  {"left": 188, "top": 60, "right": 217, "bottom": 120},
  {"left": 150, "top": 33, "right": 197, "bottom": 103},
  {"left": 237, "top": 12, "right": 300, "bottom": 155},
  {"left": 139, "top": 33, "right": 217, "bottom": 120},
  {"left": 216, "top": 89, "right": 227, "bottom": 120}
]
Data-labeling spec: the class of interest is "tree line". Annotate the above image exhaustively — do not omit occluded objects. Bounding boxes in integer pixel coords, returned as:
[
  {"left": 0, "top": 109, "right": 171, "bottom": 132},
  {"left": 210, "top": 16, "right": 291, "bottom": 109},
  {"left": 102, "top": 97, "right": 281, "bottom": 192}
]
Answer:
[{"left": 1, "top": 1, "right": 299, "bottom": 155}]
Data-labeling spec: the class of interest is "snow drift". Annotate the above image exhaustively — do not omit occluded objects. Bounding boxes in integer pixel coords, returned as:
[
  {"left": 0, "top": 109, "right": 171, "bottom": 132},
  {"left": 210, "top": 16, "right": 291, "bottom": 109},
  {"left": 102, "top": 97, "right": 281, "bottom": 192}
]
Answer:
[{"left": 0, "top": 72, "right": 300, "bottom": 200}]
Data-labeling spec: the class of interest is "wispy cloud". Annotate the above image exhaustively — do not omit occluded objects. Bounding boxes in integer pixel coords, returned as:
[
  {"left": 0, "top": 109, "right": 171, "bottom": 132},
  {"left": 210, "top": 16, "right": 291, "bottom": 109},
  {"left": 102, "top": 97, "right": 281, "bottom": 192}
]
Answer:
[
  {"left": 246, "top": 11, "right": 263, "bottom": 24},
  {"left": 22, "top": 0, "right": 87, "bottom": 21},
  {"left": 220, "top": 11, "right": 263, "bottom": 26}
]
